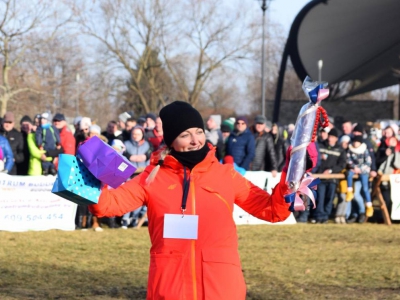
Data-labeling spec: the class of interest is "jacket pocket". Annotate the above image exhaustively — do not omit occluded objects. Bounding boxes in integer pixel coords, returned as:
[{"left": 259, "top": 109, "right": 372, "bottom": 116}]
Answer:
[
  {"left": 201, "top": 248, "right": 246, "bottom": 300},
  {"left": 147, "top": 252, "right": 185, "bottom": 300}
]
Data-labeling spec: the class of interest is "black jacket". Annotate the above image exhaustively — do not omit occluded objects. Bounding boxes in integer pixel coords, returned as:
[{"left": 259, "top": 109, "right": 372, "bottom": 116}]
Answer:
[
  {"left": 317, "top": 140, "right": 347, "bottom": 176},
  {"left": 0, "top": 128, "right": 25, "bottom": 175},
  {"left": 18, "top": 131, "right": 30, "bottom": 175},
  {"left": 250, "top": 129, "right": 277, "bottom": 171},
  {"left": 272, "top": 133, "right": 286, "bottom": 172}
]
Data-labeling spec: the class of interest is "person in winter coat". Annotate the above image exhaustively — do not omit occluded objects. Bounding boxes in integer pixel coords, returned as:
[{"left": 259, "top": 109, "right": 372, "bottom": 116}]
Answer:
[
  {"left": 352, "top": 123, "right": 377, "bottom": 178},
  {"left": 346, "top": 135, "right": 373, "bottom": 220},
  {"left": 249, "top": 115, "right": 277, "bottom": 176},
  {"left": 205, "top": 114, "right": 224, "bottom": 161},
  {"left": 121, "top": 126, "right": 153, "bottom": 229},
  {"left": 145, "top": 115, "right": 164, "bottom": 151},
  {"left": 312, "top": 128, "right": 347, "bottom": 223},
  {"left": 18, "top": 115, "right": 34, "bottom": 175},
  {"left": 271, "top": 123, "right": 287, "bottom": 172},
  {"left": 225, "top": 116, "right": 255, "bottom": 170},
  {"left": 375, "top": 125, "right": 397, "bottom": 169},
  {"left": 0, "top": 135, "right": 14, "bottom": 173},
  {"left": 378, "top": 136, "right": 400, "bottom": 218},
  {"left": 89, "top": 101, "right": 317, "bottom": 300},
  {"left": 0, "top": 112, "right": 24, "bottom": 175},
  {"left": 53, "top": 113, "right": 76, "bottom": 155},
  {"left": 124, "top": 126, "right": 153, "bottom": 170},
  {"left": 20, "top": 116, "right": 50, "bottom": 176},
  {"left": 35, "top": 112, "right": 61, "bottom": 175},
  {"left": 102, "top": 120, "right": 124, "bottom": 146}
]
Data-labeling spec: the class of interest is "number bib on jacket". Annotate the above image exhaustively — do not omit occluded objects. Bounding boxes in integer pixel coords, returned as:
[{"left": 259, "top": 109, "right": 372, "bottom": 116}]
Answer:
[{"left": 163, "top": 214, "right": 198, "bottom": 240}]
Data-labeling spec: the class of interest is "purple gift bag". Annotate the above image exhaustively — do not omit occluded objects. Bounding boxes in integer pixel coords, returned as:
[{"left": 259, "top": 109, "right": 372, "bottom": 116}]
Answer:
[{"left": 77, "top": 136, "right": 136, "bottom": 188}]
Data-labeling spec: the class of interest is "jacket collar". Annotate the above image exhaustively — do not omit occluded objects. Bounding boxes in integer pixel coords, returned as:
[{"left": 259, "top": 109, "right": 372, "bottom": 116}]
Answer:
[
  {"left": 150, "top": 143, "right": 217, "bottom": 174},
  {"left": 349, "top": 142, "right": 367, "bottom": 154}
]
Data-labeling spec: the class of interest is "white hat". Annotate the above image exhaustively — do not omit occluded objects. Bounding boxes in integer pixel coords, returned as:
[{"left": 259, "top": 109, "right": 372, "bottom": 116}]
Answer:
[
  {"left": 340, "top": 135, "right": 351, "bottom": 144},
  {"left": 79, "top": 117, "right": 92, "bottom": 130},
  {"left": 118, "top": 112, "right": 132, "bottom": 123},
  {"left": 209, "top": 115, "right": 221, "bottom": 128},
  {"left": 111, "top": 139, "right": 126, "bottom": 152},
  {"left": 89, "top": 124, "right": 101, "bottom": 135},
  {"left": 41, "top": 112, "right": 52, "bottom": 120}
]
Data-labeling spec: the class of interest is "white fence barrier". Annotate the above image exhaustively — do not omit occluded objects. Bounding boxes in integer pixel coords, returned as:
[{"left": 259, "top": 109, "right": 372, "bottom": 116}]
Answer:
[
  {"left": 234, "top": 171, "right": 296, "bottom": 225},
  {"left": 389, "top": 174, "right": 400, "bottom": 220},
  {"left": 0, "top": 171, "right": 296, "bottom": 232}
]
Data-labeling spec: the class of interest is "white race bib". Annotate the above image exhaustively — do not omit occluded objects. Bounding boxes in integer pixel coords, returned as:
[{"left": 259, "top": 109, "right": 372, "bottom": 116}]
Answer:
[{"left": 163, "top": 214, "right": 198, "bottom": 240}]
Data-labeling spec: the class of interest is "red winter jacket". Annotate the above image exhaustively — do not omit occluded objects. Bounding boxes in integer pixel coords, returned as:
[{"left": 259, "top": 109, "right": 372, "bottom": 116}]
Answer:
[
  {"left": 59, "top": 126, "right": 76, "bottom": 155},
  {"left": 90, "top": 147, "right": 290, "bottom": 300}
]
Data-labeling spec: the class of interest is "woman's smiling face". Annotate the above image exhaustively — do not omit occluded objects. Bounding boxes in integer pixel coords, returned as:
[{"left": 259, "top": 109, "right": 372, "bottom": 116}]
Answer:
[{"left": 171, "top": 127, "right": 205, "bottom": 152}]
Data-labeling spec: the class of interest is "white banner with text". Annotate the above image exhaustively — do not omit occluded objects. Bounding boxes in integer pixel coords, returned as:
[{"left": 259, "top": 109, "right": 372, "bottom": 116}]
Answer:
[
  {"left": 390, "top": 174, "right": 400, "bottom": 220},
  {"left": 0, "top": 174, "right": 77, "bottom": 232}
]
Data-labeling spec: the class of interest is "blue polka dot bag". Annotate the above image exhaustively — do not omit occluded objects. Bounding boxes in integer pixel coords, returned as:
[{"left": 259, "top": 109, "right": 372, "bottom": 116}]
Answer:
[{"left": 51, "top": 154, "right": 101, "bottom": 205}]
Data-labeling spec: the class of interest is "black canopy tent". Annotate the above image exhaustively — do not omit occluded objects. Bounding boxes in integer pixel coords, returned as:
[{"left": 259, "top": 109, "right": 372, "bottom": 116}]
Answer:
[{"left": 273, "top": 0, "right": 400, "bottom": 122}]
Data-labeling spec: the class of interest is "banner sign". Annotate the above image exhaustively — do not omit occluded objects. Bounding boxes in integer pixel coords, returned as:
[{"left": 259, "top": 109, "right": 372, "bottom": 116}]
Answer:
[
  {"left": 0, "top": 174, "right": 77, "bottom": 232},
  {"left": 390, "top": 174, "right": 400, "bottom": 220},
  {"left": 234, "top": 171, "right": 296, "bottom": 225}
]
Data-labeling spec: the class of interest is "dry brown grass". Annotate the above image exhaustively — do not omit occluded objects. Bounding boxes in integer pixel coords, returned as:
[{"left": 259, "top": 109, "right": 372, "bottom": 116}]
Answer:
[{"left": 1, "top": 224, "right": 400, "bottom": 299}]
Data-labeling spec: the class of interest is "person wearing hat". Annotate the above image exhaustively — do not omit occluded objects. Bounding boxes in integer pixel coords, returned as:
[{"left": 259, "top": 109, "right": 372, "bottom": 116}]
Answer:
[
  {"left": 102, "top": 120, "right": 123, "bottom": 146},
  {"left": 0, "top": 112, "right": 25, "bottom": 175},
  {"left": 249, "top": 115, "right": 278, "bottom": 176},
  {"left": 145, "top": 114, "right": 164, "bottom": 151},
  {"left": 145, "top": 113, "right": 157, "bottom": 129},
  {"left": 35, "top": 112, "right": 61, "bottom": 175},
  {"left": 225, "top": 116, "right": 256, "bottom": 170},
  {"left": 121, "top": 116, "right": 137, "bottom": 142},
  {"left": 18, "top": 115, "right": 51, "bottom": 176},
  {"left": 18, "top": 115, "right": 34, "bottom": 175},
  {"left": 53, "top": 113, "right": 76, "bottom": 157},
  {"left": 345, "top": 135, "right": 373, "bottom": 223},
  {"left": 118, "top": 111, "right": 133, "bottom": 131},
  {"left": 312, "top": 127, "right": 347, "bottom": 224},
  {"left": 352, "top": 123, "right": 377, "bottom": 178},
  {"left": 122, "top": 125, "right": 153, "bottom": 229},
  {"left": 89, "top": 100, "right": 318, "bottom": 299},
  {"left": 74, "top": 116, "right": 92, "bottom": 149},
  {"left": 205, "top": 114, "right": 224, "bottom": 160}
]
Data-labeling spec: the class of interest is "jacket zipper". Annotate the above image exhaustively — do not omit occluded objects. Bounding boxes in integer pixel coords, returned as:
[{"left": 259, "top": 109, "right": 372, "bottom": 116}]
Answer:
[{"left": 189, "top": 170, "right": 197, "bottom": 300}]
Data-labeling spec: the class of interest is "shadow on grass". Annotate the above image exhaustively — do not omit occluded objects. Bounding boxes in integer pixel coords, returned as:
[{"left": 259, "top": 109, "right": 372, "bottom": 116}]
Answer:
[{"left": 0, "top": 263, "right": 147, "bottom": 300}]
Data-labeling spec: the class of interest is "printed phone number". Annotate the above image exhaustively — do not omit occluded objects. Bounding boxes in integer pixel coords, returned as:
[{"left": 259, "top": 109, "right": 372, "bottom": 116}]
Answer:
[{"left": 2, "top": 214, "right": 64, "bottom": 222}]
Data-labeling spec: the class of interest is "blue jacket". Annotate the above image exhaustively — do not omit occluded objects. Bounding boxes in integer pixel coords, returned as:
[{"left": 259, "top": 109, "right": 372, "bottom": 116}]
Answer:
[
  {"left": 35, "top": 124, "right": 60, "bottom": 151},
  {"left": 225, "top": 128, "right": 255, "bottom": 170},
  {"left": 0, "top": 135, "right": 14, "bottom": 172}
]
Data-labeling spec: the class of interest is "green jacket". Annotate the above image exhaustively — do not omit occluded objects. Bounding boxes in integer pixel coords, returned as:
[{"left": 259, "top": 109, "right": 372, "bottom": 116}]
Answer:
[{"left": 27, "top": 133, "right": 52, "bottom": 176}]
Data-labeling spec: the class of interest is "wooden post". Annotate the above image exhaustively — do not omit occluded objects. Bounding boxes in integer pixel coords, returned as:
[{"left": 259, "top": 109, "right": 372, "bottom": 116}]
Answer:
[
  {"left": 312, "top": 173, "right": 391, "bottom": 225},
  {"left": 367, "top": 174, "right": 391, "bottom": 225}
]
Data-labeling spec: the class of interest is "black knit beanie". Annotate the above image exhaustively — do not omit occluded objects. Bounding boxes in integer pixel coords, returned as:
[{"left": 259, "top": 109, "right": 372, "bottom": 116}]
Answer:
[
  {"left": 159, "top": 101, "right": 204, "bottom": 147},
  {"left": 20, "top": 115, "right": 33, "bottom": 125}
]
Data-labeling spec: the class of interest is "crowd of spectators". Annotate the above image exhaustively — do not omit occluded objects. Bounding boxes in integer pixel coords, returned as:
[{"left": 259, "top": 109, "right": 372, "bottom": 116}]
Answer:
[{"left": 0, "top": 109, "right": 398, "bottom": 228}]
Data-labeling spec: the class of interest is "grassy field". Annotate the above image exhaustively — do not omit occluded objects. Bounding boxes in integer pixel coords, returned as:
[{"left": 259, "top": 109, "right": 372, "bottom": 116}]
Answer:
[{"left": 1, "top": 224, "right": 400, "bottom": 300}]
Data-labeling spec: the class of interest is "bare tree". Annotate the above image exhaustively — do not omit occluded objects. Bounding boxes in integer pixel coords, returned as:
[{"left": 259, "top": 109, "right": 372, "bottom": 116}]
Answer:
[
  {"left": 74, "top": 0, "right": 175, "bottom": 114},
  {"left": 160, "top": 0, "right": 258, "bottom": 108},
  {"left": 0, "top": 0, "right": 70, "bottom": 116}
]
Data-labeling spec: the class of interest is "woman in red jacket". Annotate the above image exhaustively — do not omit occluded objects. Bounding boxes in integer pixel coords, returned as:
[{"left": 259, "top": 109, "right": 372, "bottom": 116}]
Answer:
[{"left": 90, "top": 101, "right": 309, "bottom": 300}]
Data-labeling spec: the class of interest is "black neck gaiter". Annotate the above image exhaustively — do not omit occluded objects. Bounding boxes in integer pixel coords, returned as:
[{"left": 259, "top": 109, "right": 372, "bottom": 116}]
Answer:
[{"left": 170, "top": 145, "right": 210, "bottom": 170}]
